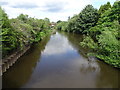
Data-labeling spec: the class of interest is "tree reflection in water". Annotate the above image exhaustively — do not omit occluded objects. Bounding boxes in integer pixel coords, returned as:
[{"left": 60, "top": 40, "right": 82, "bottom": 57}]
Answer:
[
  {"left": 3, "top": 35, "right": 50, "bottom": 88},
  {"left": 60, "top": 31, "right": 119, "bottom": 88}
]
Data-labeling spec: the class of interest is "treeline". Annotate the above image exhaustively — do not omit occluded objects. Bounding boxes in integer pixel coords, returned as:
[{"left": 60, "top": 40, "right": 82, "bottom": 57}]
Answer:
[
  {"left": 0, "top": 7, "right": 51, "bottom": 58},
  {"left": 56, "top": 1, "right": 120, "bottom": 68}
]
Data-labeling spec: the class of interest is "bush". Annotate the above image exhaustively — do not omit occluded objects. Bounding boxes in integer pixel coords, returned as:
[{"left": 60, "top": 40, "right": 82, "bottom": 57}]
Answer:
[
  {"left": 80, "top": 1, "right": 120, "bottom": 68},
  {"left": 66, "top": 5, "right": 99, "bottom": 33}
]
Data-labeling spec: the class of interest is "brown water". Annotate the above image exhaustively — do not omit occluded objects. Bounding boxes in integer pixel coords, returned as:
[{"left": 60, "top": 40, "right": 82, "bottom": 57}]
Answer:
[{"left": 3, "top": 31, "right": 120, "bottom": 88}]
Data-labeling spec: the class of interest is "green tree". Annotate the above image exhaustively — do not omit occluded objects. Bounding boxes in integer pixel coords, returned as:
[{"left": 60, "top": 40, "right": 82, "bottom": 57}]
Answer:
[
  {"left": 17, "top": 14, "right": 28, "bottom": 23},
  {"left": 1, "top": 10, "right": 51, "bottom": 58},
  {"left": 66, "top": 14, "right": 78, "bottom": 33},
  {"left": 66, "top": 5, "right": 99, "bottom": 33},
  {"left": 81, "top": 1, "right": 120, "bottom": 68},
  {"left": 55, "top": 21, "right": 68, "bottom": 31},
  {"left": 1, "top": 8, "right": 19, "bottom": 57},
  {"left": 57, "top": 20, "right": 62, "bottom": 23},
  {"left": 98, "top": 1, "right": 120, "bottom": 24},
  {"left": 98, "top": 2, "right": 111, "bottom": 16}
]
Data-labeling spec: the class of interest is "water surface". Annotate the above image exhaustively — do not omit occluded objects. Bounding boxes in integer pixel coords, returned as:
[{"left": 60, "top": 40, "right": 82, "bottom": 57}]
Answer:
[{"left": 3, "top": 31, "right": 120, "bottom": 88}]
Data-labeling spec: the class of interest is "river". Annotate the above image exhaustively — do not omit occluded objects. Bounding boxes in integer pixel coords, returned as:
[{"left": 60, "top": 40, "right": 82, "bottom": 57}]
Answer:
[{"left": 3, "top": 31, "right": 120, "bottom": 88}]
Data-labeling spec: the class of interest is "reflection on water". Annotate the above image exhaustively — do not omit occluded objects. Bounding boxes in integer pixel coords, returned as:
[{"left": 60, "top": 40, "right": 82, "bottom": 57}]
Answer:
[
  {"left": 79, "top": 58, "right": 100, "bottom": 73},
  {"left": 2, "top": 35, "right": 50, "bottom": 88},
  {"left": 3, "top": 32, "right": 120, "bottom": 88},
  {"left": 42, "top": 33, "right": 74, "bottom": 55}
]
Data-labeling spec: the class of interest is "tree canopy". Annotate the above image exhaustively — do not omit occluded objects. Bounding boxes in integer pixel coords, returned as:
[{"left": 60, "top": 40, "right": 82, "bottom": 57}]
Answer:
[
  {"left": 55, "top": 1, "right": 120, "bottom": 68},
  {"left": 1, "top": 8, "right": 51, "bottom": 58}
]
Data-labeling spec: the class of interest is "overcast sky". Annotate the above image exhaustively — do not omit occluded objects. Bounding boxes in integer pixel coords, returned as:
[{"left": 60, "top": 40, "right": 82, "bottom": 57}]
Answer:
[{"left": 0, "top": 0, "right": 116, "bottom": 22}]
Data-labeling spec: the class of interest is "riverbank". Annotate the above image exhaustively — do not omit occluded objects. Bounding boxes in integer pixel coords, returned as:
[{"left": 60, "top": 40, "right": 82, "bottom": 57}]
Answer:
[
  {"left": 3, "top": 31, "right": 119, "bottom": 88},
  {"left": 55, "top": 1, "right": 120, "bottom": 68},
  {"left": 1, "top": 46, "right": 30, "bottom": 75},
  {"left": 1, "top": 29, "right": 56, "bottom": 75},
  {"left": 0, "top": 30, "right": 56, "bottom": 75}
]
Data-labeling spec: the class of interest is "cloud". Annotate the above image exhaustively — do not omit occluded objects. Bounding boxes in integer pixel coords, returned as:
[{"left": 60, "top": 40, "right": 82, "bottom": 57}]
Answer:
[
  {"left": 0, "top": 0, "right": 116, "bottom": 22},
  {"left": 11, "top": 2, "right": 38, "bottom": 9},
  {"left": 43, "top": 2, "right": 66, "bottom": 13},
  {"left": 42, "top": 32, "right": 74, "bottom": 55},
  {"left": 0, "top": 1, "right": 9, "bottom": 5}
]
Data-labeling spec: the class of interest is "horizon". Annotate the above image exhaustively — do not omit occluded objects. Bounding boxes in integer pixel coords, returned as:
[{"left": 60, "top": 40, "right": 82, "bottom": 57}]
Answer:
[{"left": 0, "top": 0, "right": 116, "bottom": 22}]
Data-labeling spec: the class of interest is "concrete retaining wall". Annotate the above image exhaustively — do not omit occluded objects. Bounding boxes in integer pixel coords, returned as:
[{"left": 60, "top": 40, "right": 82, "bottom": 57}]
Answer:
[{"left": 0, "top": 46, "right": 30, "bottom": 76}]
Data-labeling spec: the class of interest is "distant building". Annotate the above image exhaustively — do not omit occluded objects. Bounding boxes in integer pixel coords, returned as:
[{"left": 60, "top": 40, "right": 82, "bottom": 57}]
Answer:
[{"left": 49, "top": 22, "right": 56, "bottom": 28}]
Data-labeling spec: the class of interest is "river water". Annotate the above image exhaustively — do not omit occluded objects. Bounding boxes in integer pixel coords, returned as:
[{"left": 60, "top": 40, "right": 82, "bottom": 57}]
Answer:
[{"left": 3, "top": 31, "right": 120, "bottom": 88}]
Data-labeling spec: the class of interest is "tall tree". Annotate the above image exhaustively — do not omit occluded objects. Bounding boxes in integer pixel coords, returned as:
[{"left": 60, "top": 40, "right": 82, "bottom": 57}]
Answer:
[
  {"left": 1, "top": 7, "right": 19, "bottom": 57},
  {"left": 67, "top": 5, "right": 99, "bottom": 33},
  {"left": 98, "top": 2, "right": 111, "bottom": 16}
]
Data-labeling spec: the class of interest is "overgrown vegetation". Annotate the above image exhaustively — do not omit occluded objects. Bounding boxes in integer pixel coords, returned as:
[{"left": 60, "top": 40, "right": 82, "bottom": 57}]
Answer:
[
  {"left": 56, "top": 1, "right": 120, "bottom": 68},
  {"left": 55, "top": 5, "right": 99, "bottom": 34},
  {"left": 1, "top": 1, "right": 120, "bottom": 68},
  {"left": 0, "top": 8, "right": 51, "bottom": 58}
]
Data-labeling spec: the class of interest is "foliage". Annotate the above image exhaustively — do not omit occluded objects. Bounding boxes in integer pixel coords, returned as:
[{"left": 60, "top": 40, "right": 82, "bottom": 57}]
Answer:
[
  {"left": 17, "top": 14, "right": 29, "bottom": 23},
  {"left": 98, "top": 2, "right": 111, "bottom": 16},
  {"left": 0, "top": 7, "right": 20, "bottom": 57},
  {"left": 1, "top": 8, "right": 51, "bottom": 58},
  {"left": 81, "top": 1, "right": 120, "bottom": 68},
  {"left": 81, "top": 30, "right": 120, "bottom": 67},
  {"left": 98, "top": 1, "right": 120, "bottom": 24},
  {"left": 56, "top": 1, "right": 120, "bottom": 68},
  {"left": 56, "top": 20, "right": 62, "bottom": 23},
  {"left": 1, "top": 1, "right": 120, "bottom": 68},
  {"left": 65, "top": 5, "right": 99, "bottom": 33},
  {"left": 66, "top": 14, "right": 78, "bottom": 33},
  {"left": 55, "top": 21, "right": 68, "bottom": 31}
]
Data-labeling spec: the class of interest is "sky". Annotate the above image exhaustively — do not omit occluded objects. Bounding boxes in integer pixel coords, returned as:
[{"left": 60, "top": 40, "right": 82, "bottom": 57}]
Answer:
[{"left": 0, "top": 0, "right": 116, "bottom": 22}]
